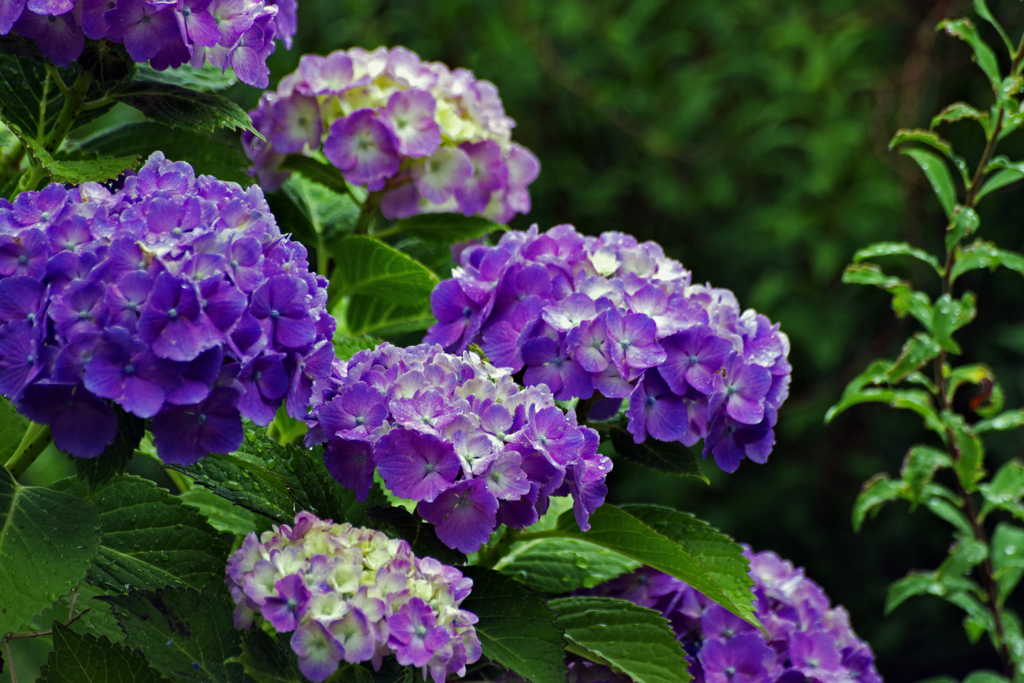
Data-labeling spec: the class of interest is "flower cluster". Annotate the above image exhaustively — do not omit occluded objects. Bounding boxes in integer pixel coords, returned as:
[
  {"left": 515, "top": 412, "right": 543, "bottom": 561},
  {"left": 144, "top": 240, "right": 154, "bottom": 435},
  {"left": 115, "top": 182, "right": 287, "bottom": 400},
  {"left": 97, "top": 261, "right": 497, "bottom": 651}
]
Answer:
[
  {"left": 423, "top": 224, "right": 791, "bottom": 473},
  {"left": 0, "top": 152, "right": 334, "bottom": 463},
  {"left": 305, "top": 343, "right": 609, "bottom": 554},
  {"left": 572, "top": 549, "right": 882, "bottom": 683},
  {"left": 226, "top": 512, "right": 481, "bottom": 683},
  {"left": 242, "top": 46, "right": 540, "bottom": 223},
  {"left": 0, "top": 0, "right": 295, "bottom": 83}
]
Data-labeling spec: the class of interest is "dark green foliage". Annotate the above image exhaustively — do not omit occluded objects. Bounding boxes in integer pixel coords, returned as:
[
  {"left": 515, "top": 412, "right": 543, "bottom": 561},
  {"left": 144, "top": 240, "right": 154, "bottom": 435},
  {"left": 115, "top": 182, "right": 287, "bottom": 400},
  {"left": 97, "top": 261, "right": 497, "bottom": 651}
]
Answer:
[
  {"left": 102, "top": 588, "right": 246, "bottom": 683},
  {"left": 0, "top": 467, "right": 101, "bottom": 636},
  {"left": 460, "top": 567, "right": 566, "bottom": 683},
  {"left": 363, "top": 504, "right": 465, "bottom": 566},
  {"left": 38, "top": 622, "right": 165, "bottom": 683},
  {"left": 111, "top": 81, "right": 257, "bottom": 136},
  {"left": 608, "top": 426, "right": 707, "bottom": 481}
]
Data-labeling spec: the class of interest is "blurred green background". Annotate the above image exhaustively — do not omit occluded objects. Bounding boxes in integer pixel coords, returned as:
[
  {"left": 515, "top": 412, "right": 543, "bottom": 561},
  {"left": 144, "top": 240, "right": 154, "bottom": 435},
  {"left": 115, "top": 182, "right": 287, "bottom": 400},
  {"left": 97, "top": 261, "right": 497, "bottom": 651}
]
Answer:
[
  {"left": 9, "top": 0, "right": 1024, "bottom": 681},
  {"left": 248, "top": 0, "right": 1024, "bottom": 680}
]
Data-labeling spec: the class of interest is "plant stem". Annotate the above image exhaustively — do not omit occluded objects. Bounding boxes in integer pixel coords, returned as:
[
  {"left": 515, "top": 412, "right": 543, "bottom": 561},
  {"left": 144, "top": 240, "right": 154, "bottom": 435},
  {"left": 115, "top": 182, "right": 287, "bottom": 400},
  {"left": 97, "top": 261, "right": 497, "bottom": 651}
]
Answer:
[
  {"left": 43, "top": 69, "right": 94, "bottom": 154},
  {"left": 4, "top": 422, "right": 52, "bottom": 480},
  {"left": 929, "top": 34, "right": 1024, "bottom": 677},
  {"left": 3, "top": 636, "right": 17, "bottom": 683},
  {"left": 353, "top": 191, "right": 383, "bottom": 234}
]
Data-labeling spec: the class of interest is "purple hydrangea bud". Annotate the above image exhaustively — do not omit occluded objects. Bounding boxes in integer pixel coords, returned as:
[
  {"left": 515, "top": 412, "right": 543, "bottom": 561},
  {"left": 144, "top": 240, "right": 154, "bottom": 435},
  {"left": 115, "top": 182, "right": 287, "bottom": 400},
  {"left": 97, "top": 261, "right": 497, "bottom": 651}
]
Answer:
[
  {"left": 226, "top": 511, "right": 481, "bottom": 682},
  {"left": 0, "top": 152, "right": 334, "bottom": 463},
  {"left": 305, "top": 343, "right": 610, "bottom": 553},
  {"left": 0, "top": 0, "right": 294, "bottom": 83},
  {"left": 243, "top": 46, "right": 540, "bottom": 223},
  {"left": 423, "top": 224, "right": 792, "bottom": 474},
  {"left": 573, "top": 548, "right": 883, "bottom": 683}
]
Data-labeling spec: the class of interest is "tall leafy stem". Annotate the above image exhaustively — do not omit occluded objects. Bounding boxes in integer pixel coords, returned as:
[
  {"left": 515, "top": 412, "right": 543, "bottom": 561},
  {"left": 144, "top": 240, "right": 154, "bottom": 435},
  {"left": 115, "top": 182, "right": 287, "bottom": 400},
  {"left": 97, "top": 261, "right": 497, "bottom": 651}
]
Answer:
[{"left": 829, "top": 7, "right": 1024, "bottom": 680}]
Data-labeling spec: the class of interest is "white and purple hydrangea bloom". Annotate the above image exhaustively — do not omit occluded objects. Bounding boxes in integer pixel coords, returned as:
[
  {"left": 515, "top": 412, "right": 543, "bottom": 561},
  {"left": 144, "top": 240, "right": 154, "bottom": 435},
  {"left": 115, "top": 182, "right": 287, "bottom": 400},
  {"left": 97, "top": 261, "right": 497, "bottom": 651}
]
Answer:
[
  {"left": 304, "top": 343, "right": 610, "bottom": 554},
  {"left": 225, "top": 511, "right": 481, "bottom": 683},
  {"left": 242, "top": 46, "right": 541, "bottom": 223},
  {"left": 566, "top": 549, "right": 883, "bottom": 683},
  {"left": 0, "top": 152, "right": 335, "bottom": 463},
  {"left": 423, "top": 224, "right": 793, "bottom": 474},
  {"left": 0, "top": 0, "right": 294, "bottom": 82}
]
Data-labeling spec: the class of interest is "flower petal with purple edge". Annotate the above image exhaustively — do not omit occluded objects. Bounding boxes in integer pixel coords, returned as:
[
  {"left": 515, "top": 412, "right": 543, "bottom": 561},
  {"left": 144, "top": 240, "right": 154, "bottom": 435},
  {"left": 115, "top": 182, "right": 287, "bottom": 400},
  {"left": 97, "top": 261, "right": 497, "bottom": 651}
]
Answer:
[
  {"left": 381, "top": 89, "right": 441, "bottom": 158},
  {"left": 375, "top": 428, "right": 460, "bottom": 503},
  {"left": 412, "top": 146, "right": 473, "bottom": 205},
  {"left": 262, "top": 573, "right": 311, "bottom": 632},
  {"left": 659, "top": 325, "right": 733, "bottom": 396},
  {"left": 387, "top": 597, "right": 450, "bottom": 668},
  {"left": 417, "top": 478, "right": 499, "bottom": 554},
  {"left": 323, "top": 109, "right": 400, "bottom": 191},
  {"left": 454, "top": 140, "right": 507, "bottom": 217},
  {"left": 290, "top": 620, "right": 344, "bottom": 683},
  {"left": 626, "top": 370, "right": 689, "bottom": 444},
  {"left": 0, "top": 0, "right": 25, "bottom": 34},
  {"left": 137, "top": 272, "right": 221, "bottom": 362},
  {"left": 0, "top": 321, "right": 41, "bottom": 397},
  {"left": 699, "top": 632, "right": 774, "bottom": 683},
  {"left": 14, "top": 11, "right": 84, "bottom": 67},
  {"left": 710, "top": 353, "right": 771, "bottom": 425}
]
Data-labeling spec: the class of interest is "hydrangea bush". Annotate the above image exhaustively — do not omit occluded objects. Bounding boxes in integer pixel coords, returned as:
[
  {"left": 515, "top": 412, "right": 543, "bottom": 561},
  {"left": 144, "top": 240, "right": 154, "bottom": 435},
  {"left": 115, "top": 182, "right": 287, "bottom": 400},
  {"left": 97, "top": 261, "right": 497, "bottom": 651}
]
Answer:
[
  {"left": 242, "top": 46, "right": 540, "bottom": 223},
  {"left": 572, "top": 549, "right": 881, "bottom": 683},
  {"left": 0, "top": 152, "right": 334, "bottom": 464},
  {"left": 425, "top": 224, "right": 791, "bottom": 473},
  {"left": 305, "top": 342, "right": 609, "bottom": 553},
  {"left": 226, "top": 511, "right": 480, "bottom": 682},
  {"left": 3, "top": 1, "right": 1012, "bottom": 682}
]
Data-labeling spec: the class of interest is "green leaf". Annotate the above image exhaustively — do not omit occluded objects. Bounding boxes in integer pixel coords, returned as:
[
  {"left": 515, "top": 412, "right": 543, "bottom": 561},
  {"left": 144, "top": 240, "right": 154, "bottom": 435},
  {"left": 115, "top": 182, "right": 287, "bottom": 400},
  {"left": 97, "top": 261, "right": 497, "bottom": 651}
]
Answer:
[
  {"left": 0, "top": 466, "right": 101, "bottom": 637},
  {"left": 826, "top": 387, "right": 945, "bottom": 436},
  {"left": 279, "top": 172, "right": 361, "bottom": 242},
  {"left": 901, "top": 147, "right": 958, "bottom": 218},
  {"left": 975, "top": 410, "right": 1024, "bottom": 433},
  {"left": 939, "top": 18, "right": 1002, "bottom": 87},
  {"left": 950, "top": 239, "right": 1024, "bottom": 284},
  {"left": 608, "top": 427, "right": 707, "bottom": 481},
  {"left": 887, "top": 333, "right": 942, "bottom": 384},
  {"left": 852, "top": 241, "right": 943, "bottom": 275},
  {"left": 331, "top": 236, "right": 439, "bottom": 302},
  {"left": 334, "top": 335, "right": 383, "bottom": 361},
  {"left": 363, "top": 504, "right": 465, "bottom": 566},
  {"left": 554, "top": 504, "right": 761, "bottom": 629},
  {"left": 931, "top": 102, "right": 990, "bottom": 132},
  {"left": 945, "top": 415, "right": 984, "bottom": 493},
  {"left": 0, "top": 396, "right": 28, "bottom": 464},
  {"left": 852, "top": 474, "right": 902, "bottom": 532},
  {"left": 900, "top": 446, "right": 951, "bottom": 506},
  {"left": 279, "top": 154, "right": 352, "bottom": 197},
  {"left": 69, "top": 122, "right": 254, "bottom": 187},
  {"left": 459, "top": 567, "right": 566, "bottom": 683},
  {"left": 991, "top": 523, "right": 1024, "bottom": 603},
  {"left": 179, "top": 487, "right": 256, "bottom": 536},
  {"left": 885, "top": 572, "right": 941, "bottom": 614},
  {"left": 932, "top": 292, "right": 977, "bottom": 354},
  {"left": 841, "top": 264, "right": 933, "bottom": 329},
  {"left": 549, "top": 596, "right": 691, "bottom": 683},
  {"left": 229, "top": 628, "right": 302, "bottom": 683},
  {"left": 53, "top": 475, "right": 230, "bottom": 595},
  {"left": 173, "top": 447, "right": 296, "bottom": 525},
  {"left": 963, "top": 673, "right": 1010, "bottom": 683},
  {"left": 980, "top": 460, "right": 1024, "bottom": 522},
  {"left": 336, "top": 293, "right": 436, "bottom": 339},
  {"left": 976, "top": 169, "right": 1023, "bottom": 201},
  {"left": 973, "top": 0, "right": 1014, "bottom": 55},
  {"left": 0, "top": 53, "right": 117, "bottom": 142},
  {"left": 134, "top": 63, "right": 237, "bottom": 92},
  {"left": 889, "top": 129, "right": 969, "bottom": 187},
  {"left": 494, "top": 537, "right": 640, "bottom": 593},
  {"left": 12, "top": 130, "right": 139, "bottom": 184},
  {"left": 387, "top": 213, "right": 506, "bottom": 244},
  {"left": 947, "top": 205, "right": 980, "bottom": 252},
  {"left": 75, "top": 407, "right": 146, "bottom": 492},
  {"left": 103, "top": 588, "right": 245, "bottom": 683},
  {"left": 38, "top": 621, "right": 164, "bottom": 683},
  {"left": 111, "top": 80, "right": 257, "bottom": 136}
]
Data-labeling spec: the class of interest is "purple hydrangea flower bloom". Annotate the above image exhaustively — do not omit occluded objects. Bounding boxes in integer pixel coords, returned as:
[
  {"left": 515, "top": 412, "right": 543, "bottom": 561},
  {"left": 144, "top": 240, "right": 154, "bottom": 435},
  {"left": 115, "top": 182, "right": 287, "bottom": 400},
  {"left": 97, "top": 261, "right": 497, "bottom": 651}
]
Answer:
[
  {"left": 573, "top": 548, "right": 883, "bottom": 683},
  {"left": 306, "top": 343, "right": 609, "bottom": 554},
  {"left": 0, "top": 153, "right": 334, "bottom": 462},
  {"left": 423, "top": 224, "right": 792, "bottom": 474},
  {"left": 226, "top": 512, "right": 481, "bottom": 682},
  {"left": 0, "top": 0, "right": 294, "bottom": 84},
  {"left": 243, "top": 46, "right": 539, "bottom": 223}
]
